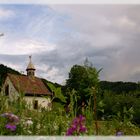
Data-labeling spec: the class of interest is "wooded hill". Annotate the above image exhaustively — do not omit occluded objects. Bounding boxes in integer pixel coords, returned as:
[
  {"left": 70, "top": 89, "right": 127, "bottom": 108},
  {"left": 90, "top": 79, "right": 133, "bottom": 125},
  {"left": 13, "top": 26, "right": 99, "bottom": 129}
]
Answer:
[
  {"left": 0, "top": 64, "right": 21, "bottom": 88},
  {"left": 100, "top": 81, "right": 140, "bottom": 97},
  {"left": 0, "top": 63, "right": 140, "bottom": 94}
]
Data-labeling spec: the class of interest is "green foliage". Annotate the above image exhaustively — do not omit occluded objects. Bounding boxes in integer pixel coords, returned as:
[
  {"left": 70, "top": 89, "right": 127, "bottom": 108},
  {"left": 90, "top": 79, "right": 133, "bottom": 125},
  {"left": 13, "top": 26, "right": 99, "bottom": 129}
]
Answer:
[
  {"left": 66, "top": 60, "right": 101, "bottom": 113},
  {"left": 97, "top": 100, "right": 105, "bottom": 113},
  {"left": 99, "top": 89, "right": 140, "bottom": 127},
  {"left": 42, "top": 78, "right": 62, "bottom": 90},
  {"left": 47, "top": 82, "right": 66, "bottom": 103},
  {"left": 66, "top": 64, "right": 100, "bottom": 91}
]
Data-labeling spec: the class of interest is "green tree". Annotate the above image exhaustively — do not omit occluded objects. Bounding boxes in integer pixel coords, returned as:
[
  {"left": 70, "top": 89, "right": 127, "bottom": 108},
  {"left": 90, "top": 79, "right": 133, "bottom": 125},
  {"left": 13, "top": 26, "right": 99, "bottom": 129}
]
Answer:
[{"left": 66, "top": 59, "right": 101, "bottom": 112}]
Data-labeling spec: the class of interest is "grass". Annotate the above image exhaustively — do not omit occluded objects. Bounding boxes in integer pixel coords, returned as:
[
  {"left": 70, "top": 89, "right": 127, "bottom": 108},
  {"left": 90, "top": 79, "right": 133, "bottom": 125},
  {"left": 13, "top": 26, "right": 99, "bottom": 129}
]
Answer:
[{"left": 0, "top": 93, "right": 140, "bottom": 136}]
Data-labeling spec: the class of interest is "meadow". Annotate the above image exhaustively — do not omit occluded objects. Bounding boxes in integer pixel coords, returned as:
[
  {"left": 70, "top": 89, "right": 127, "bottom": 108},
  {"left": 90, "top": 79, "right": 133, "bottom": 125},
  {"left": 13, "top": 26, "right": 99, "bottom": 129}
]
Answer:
[{"left": 0, "top": 89, "right": 140, "bottom": 136}]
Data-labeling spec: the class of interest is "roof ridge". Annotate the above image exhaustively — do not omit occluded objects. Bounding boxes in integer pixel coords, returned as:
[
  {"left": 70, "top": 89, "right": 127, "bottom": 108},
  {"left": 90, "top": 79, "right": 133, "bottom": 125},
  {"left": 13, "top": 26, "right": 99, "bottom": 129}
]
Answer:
[{"left": 8, "top": 73, "right": 41, "bottom": 79}]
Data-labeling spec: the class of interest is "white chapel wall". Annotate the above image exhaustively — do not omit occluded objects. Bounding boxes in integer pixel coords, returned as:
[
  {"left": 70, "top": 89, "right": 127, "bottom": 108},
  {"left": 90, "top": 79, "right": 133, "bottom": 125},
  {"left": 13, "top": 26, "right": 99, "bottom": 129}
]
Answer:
[{"left": 24, "top": 96, "right": 51, "bottom": 110}]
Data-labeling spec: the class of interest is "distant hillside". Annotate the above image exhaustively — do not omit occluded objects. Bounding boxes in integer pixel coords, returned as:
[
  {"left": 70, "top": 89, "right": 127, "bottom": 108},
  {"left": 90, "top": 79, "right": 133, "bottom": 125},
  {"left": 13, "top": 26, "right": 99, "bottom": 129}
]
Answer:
[
  {"left": 42, "top": 78, "right": 63, "bottom": 92},
  {"left": 100, "top": 81, "right": 140, "bottom": 95},
  {"left": 0, "top": 64, "right": 21, "bottom": 88}
]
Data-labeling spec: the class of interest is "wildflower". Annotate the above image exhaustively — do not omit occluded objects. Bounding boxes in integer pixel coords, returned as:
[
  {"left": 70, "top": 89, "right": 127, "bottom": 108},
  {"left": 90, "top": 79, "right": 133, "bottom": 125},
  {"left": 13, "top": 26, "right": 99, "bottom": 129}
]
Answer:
[
  {"left": 25, "top": 118, "right": 33, "bottom": 126},
  {"left": 1, "top": 112, "right": 19, "bottom": 132},
  {"left": 22, "top": 118, "right": 33, "bottom": 127},
  {"left": 5, "top": 123, "right": 16, "bottom": 131},
  {"left": 79, "top": 125, "right": 86, "bottom": 133},
  {"left": 66, "top": 114, "right": 87, "bottom": 136},
  {"left": 66, "top": 128, "right": 74, "bottom": 135},
  {"left": 115, "top": 128, "right": 124, "bottom": 136},
  {"left": 116, "top": 131, "right": 124, "bottom": 136},
  {"left": 1, "top": 113, "right": 19, "bottom": 124},
  {"left": 9, "top": 114, "right": 19, "bottom": 124},
  {"left": 79, "top": 115, "right": 86, "bottom": 122}
]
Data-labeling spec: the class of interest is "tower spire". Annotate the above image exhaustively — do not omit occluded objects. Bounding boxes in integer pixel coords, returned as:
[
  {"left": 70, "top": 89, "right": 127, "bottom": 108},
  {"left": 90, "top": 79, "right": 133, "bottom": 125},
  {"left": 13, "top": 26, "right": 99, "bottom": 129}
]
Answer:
[
  {"left": 26, "top": 55, "right": 35, "bottom": 77},
  {"left": 29, "top": 55, "right": 31, "bottom": 61}
]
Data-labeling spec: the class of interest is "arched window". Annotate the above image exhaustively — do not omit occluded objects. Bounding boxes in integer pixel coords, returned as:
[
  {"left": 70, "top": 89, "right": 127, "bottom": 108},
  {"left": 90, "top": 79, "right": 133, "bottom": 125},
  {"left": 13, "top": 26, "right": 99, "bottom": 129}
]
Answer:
[{"left": 5, "top": 85, "right": 9, "bottom": 96}]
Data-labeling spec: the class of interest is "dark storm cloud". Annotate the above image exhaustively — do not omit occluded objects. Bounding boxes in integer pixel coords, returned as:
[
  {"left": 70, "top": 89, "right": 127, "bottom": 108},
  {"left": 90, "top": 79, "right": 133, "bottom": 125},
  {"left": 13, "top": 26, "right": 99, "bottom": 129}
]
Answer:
[{"left": 48, "top": 5, "right": 140, "bottom": 82}]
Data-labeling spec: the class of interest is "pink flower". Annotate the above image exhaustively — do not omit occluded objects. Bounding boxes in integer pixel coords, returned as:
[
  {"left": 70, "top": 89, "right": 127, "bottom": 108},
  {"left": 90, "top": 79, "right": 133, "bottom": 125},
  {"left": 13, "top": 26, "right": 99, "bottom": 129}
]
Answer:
[{"left": 1, "top": 113, "right": 19, "bottom": 124}]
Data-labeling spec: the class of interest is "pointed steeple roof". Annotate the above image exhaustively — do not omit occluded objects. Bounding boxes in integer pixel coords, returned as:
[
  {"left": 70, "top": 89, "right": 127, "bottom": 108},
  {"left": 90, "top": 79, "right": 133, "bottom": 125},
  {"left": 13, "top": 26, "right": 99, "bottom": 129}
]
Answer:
[
  {"left": 26, "top": 56, "right": 35, "bottom": 70},
  {"left": 26, "top": 56, "right": 36, "bottom": 77}
]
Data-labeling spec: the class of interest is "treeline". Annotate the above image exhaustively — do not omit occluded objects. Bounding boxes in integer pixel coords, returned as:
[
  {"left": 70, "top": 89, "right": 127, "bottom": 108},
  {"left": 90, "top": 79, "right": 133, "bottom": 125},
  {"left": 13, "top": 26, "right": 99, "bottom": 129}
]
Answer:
[
  {"left": 0, "top": 64, "right": 21, "bottom": 88},
  {"left": 100, "top": 81, "right": 140, "bottom": 95}
]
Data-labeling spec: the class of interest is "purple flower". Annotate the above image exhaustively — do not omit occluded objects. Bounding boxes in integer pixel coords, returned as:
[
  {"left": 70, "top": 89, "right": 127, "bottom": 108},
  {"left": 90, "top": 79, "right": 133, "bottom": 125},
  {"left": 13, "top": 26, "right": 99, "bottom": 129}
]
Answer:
[
  {"left": 5, "top": 123, "right": 17, "bottom": 131},
  {"left": 79, "top": 115, "right": 86, "bottom": 122},
  {"left": 72, "top": 118, "right": 79, "bottom": 125},
  {"left": 79, "top": 125, "right": 87, "bottom": 133},
  {"left": 66, "top": 128, "right": 74, "bottom": 136},
  {"left": 71, "top": 124, "right": 77, "bottom": 130},
  {"left": 66, "top": 115, "right": 87, "bottom": 136},
  {"left": 1, "top": 112, "right": 19, "bottom": 132}
]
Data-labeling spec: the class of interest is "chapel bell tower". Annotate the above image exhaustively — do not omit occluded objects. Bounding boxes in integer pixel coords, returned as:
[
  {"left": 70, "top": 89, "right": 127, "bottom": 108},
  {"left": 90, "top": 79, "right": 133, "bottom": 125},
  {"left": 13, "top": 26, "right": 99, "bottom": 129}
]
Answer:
[{"left": 26, "top": 56, "right": 35, "bottom": 77}]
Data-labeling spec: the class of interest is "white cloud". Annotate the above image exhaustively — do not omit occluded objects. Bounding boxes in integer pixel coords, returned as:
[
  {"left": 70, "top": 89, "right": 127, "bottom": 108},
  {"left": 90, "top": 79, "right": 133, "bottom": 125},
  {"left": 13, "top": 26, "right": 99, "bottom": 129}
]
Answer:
[
  {"left": 6, "top": 63, "right": 23, "bottom": 72},
  {"left": 115, "top": 16, "right": 136, "bottom": 29},
  {"left": 0, "top": 8, "right": 15, "bottom": 20},
  {"left": 83, "top": 32, "right": 120, "bottom": 48},
  {"left": 0, "top": 38, "right": 56, "bottom": 55},
  {"left": 36, "top": 64, "right": 65, "bottom": 84},
  {"left": 50, "top": 5, "right": 120, "bottom": 49}
]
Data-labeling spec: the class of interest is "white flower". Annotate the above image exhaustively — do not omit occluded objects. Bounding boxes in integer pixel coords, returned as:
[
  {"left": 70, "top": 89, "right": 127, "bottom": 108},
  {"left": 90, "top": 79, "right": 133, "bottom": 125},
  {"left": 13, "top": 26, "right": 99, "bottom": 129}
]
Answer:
[
  {"left": 26, "top": 120, "right": 33, "bottom": 125},
  {"left": 24, "top": 118, "right": 33, "bottom": 127}
]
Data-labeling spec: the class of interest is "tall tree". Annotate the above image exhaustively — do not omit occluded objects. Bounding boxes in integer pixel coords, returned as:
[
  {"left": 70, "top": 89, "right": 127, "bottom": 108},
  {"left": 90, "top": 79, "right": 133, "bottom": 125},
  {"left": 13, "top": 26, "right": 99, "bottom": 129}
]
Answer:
[{"left": 66, "top": 59, "right": 101, "bottom": 112}]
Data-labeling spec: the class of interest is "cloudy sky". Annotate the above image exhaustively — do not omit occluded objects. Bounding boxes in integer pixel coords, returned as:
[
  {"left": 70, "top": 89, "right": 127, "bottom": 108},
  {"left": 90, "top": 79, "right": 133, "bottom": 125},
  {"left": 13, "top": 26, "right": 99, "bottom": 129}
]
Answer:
[{"left": 0, "top": 4, "right": 140, "bottom": 84}]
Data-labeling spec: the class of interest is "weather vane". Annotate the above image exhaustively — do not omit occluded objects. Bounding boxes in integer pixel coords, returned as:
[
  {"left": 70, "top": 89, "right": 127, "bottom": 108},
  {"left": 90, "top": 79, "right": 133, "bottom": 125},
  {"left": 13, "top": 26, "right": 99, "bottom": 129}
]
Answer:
[
  {"left": 0, "top": 33, "right": 4, "bottom": 37},
  {"left": 29, "top": 55, "right": 32, "bottom": 60}
]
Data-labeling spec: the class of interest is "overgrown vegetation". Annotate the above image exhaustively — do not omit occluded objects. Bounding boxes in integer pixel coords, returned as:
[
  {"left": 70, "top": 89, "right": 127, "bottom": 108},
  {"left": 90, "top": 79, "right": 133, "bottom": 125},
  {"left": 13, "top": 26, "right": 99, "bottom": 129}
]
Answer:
[
  {"left": 0, "top": 85, "right": 140, "bottom": 135},
  {"left": 0, "top": 62, "right": 140, "bottom": 135}
]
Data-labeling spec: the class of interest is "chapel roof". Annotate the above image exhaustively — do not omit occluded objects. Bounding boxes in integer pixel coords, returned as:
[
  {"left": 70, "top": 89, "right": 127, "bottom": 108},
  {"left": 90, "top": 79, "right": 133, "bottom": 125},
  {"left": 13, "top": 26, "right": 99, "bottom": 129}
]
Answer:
[{"left": 7, "top": 73, "right": 51, "bottom": 96}]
